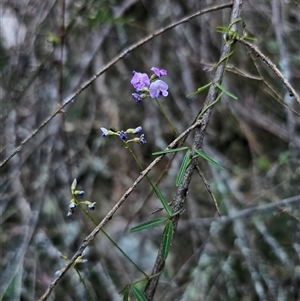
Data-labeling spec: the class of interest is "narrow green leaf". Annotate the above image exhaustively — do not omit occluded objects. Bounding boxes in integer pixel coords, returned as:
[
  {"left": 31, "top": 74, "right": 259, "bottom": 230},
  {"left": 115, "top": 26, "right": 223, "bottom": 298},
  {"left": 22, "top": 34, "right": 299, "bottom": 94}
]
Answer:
[
  {"left": 176, "top": 149, "right": 191, "bottom": 187},
  {"left": 123, "top": 289, "right": 129, "bottom": 301},
  {"left": 216, "top": 26, "right": 229, "bottom": 34},
  {"left": 243, "top": 35, "right": 257, "bottom": 41},
  {"left": 194, "top": 149, "right": 223, "bottom": 169},
  {"left": 153, "top": 186, "right": 172, "bottom": 216},
  {"left": 228, "top": 18, "right": 242, "bottom": 29},
  {"left": 215, "top": 83, "right": 238, "bottom": 100},
  {"left": 152, "top": 146, "right": 189, "bottom": 156},
  {"left": 162, "top": 221, "right": 173, "bottom": 260},
  {"left": 215, "top": 50, "right": 235, "bottom": 68},
  {"left": 131, "top": 286, "right": 148, "bottom": 301},
  {"left": 186, "top": 82, "right": 212, "bottom": 97},
  {"left": 130, "top": 217, "right": 168, "bottom": 233}
]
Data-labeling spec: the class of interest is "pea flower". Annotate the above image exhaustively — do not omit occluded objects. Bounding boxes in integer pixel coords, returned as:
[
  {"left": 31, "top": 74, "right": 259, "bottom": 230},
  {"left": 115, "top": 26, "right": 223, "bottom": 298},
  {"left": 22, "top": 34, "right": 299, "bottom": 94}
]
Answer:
[
  {"left": 151, "top": 67, "right": 167, "bottom": 78},
  {"left": 67, "top": 179, "right": 97, "bottom": 216},
  {"left": 132, "top": 93, "right": 143, "bottom": 103},
  {"left": 100, "top": 127, "right": 117, "bottom": 137},
  {"left": 69, "top": 202, "right": 77, "bottom": 209},
  {"left": 139, "top": 134, "right": 147, "bottom": 145},
  {"left": 133, "top": 126, "right": 142, "bottom": 134},
  {"left": 119, "top": 130, "right": 128, "bottom": 140},
  {"left": 54, "top": 270, "right": 61, "bottom": 276},
  {"left": 131, "top": 71, "right": 150, "bottom": 89},
  {"left": 101, "top": 126, "right": 147, "bottom": 145},
  {"left": 125, "top": 126, "right": 142, "bottom": 134},
  {"left": 88, "top": 202, "right": 97, "bottom": 210},
  {"left": 132, "top": 92, "right": 148, "bottom": 103},
  {"left": 100, "top": 127, "right": 109, "bottom": 137},
  {"left": 149, "top": 80, "right": 169, "bottom": 98}
]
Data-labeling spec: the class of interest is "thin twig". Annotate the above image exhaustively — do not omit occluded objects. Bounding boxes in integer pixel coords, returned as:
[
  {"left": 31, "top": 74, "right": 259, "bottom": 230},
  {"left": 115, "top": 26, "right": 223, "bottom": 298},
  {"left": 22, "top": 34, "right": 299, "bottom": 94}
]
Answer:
[
  {"left": 195, "top": 164, "right": 221, "bottom": 217},
  {"left": 0, "top": 1, "right": 233, "bottom": 170},
  {"left": 237, "top": 37, "right": 300, "bottom": 105},
  {"left": 179, "top": 194, "right": 300, "bottom": 228}
]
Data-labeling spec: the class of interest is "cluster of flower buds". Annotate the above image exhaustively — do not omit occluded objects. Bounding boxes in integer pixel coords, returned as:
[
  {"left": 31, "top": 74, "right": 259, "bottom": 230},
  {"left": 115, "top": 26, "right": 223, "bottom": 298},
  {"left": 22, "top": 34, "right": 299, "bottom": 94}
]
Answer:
[
  {"left": 100, "top": 126, "right": 147, "bottom": 145},
  {"left": 54, "top": 251, "right": 88, "bottom": 276},
  {"left": 131, "top": 67, "right": 168, "bottom": 103},
  {"left": 67, "top": 178, "right": 96, "bottom": 217}
]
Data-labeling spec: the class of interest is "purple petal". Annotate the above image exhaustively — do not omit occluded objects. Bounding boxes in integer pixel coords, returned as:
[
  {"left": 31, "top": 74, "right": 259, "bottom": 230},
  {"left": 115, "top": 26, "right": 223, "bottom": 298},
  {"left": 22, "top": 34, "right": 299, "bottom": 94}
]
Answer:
[
  {"left": 100, "top": 127, "right": 109, "bottom": 137},
  {"left": 149, "top": 80, "right": 169, "bottom": 98},
  {"left": 139, "top": 134, "right": 147, "bottom": 144},
  {"left": 133, "top": 126, "right": 142, "bottom": 134},
  {"left": 131, "top": 72, "right": 150, "bottom": 89},
  {"left": 151, "top": 67, "right": 167, "bottom": 77},
  {"left": 132, "top": 93, "right": 142, "bottom": 103},
  {"left": 119, "top": 130, "right": 128, "bottom": 140}
]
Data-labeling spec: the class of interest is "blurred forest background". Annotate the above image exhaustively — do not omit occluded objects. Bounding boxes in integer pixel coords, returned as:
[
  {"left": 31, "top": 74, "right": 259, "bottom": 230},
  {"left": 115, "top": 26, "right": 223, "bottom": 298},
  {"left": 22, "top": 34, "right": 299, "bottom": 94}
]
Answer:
[{"left": 1, "top": 0, "right": 300, "bottom": 300}]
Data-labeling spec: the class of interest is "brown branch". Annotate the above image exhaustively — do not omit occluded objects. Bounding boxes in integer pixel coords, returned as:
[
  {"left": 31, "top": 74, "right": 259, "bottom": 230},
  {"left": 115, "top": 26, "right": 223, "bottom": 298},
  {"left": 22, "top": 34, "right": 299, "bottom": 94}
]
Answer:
[
  {"left": 0, "top": 1, "right": 233, "bottom": 170},
  {"left": 237, "top": 38, "right": 300, "bottom": 105},
  {"left": 144, "top": 1, "right": 243, "bottom": 300}
]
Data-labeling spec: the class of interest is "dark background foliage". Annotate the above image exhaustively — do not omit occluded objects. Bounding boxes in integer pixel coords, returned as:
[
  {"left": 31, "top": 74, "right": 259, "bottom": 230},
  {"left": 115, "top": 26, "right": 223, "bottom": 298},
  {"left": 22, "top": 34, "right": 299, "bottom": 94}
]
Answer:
[{"left": 1, "top": 0, "right": 300, "bottom": 300}]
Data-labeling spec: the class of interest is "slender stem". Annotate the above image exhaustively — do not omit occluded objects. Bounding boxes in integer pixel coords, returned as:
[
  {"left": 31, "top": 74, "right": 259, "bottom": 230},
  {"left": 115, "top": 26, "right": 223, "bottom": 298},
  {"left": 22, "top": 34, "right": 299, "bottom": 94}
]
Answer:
[
  {"left": 77, "top": 203, "right": 148, "bottom": 277},
  {"left": 74, "top": 268, "right": 95, "bottom": 301},
  {"left": 155, "top": 98, "right": 179, "bottom": 136},
  {"left": 125, "top": 142, "right": 145, "bottom": 170}
]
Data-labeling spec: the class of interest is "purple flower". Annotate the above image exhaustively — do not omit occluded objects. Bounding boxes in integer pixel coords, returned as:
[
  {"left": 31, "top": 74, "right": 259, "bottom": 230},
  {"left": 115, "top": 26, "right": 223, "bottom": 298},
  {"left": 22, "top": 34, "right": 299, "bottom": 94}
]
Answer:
[
  {"left": 131, "top": 71, "right": 150, "bottom": 89},
  {"left": 67, "top": 210, "right": 74, "bottom": 217},
  {"left": 133, "top": 126, "right": 142, "bottom": 134},
  {"left": 139, "top": 134, "right": 147, "bottom": 145},
  {"left": 54, "top": 270, "right": 61, "bottom": 276},
  {"left": 100, "top": 127, "right": 109, "bottom": 137},
  {"left": 151, "top": 67, "right": 167, "bottom": 77},
  {"left": 69, "top": 203, "right": 77, "bottom": 209},
  {"left": 132, "top": 93, "right": 143, "bottom": 103},
  {"left": 149, "top": 80, "right": 169, "bottom": 98},
  {"left": 119, "top": 130, "right": 128, "bottom": 140},
  {"left": 88, "top": 202, "right": 96, "bottom": 210}
]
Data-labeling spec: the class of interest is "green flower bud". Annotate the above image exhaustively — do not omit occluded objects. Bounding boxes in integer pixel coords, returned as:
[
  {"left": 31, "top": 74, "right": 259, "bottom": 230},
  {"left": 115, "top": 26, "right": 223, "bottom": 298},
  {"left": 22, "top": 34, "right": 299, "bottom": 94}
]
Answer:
[{"left": 71, "top": 178, "right": 77, "bottom": 192}]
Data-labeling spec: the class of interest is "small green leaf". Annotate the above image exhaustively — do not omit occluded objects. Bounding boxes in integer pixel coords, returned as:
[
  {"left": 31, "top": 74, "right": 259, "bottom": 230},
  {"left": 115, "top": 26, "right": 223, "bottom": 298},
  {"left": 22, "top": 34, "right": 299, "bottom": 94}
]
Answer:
[
  {"left": 176, "top": 149, "right": 191, "bottom": 187},
  {"left": 186, "top": 82, "right": 212, "bottom": 97},
  {"left": 242, "top": 35, "right": 257, "bottom": 41},
  {"left": 215, "top": 83, "right": 238, "bottom": 100},
  {"left": 130, "top": 217, "right": 168, "bottom": 233},
  {"left": 228, "top": 18, "right": 242, "bottom": 30},
  {"left": 131, "top": 286, "right": 148, "bottom": 301},
  {"left": 194, "top": 149, "right": 223, "bottom": 169},
  {"left": 152, "top": 146, "right": 189, "bottom": 156},
  {"left": 162, "top": 221, "right": 173, "bottom": 260},
  {"left": 216, "top": 26, "right": 229, "bottom": 34},
  {"left": 153, "top": 186, "right": 172, "bottom": 216},
  {"left": 215, "top": 50, "right": 235, "bottom": 67}
]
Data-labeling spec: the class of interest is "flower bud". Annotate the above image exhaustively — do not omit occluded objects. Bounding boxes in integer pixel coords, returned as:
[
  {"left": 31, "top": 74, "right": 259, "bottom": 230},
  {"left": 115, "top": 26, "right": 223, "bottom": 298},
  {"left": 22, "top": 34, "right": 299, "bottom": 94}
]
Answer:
[
  {"left": 54, "top": 270, "right": 61, "bottom": 276},
  {"left": 74, "top": 190, "right": 85, "bottom": 196},
  {"left": 71, "top": 178, "right": 77, "bottom": 191},
  {"left": 69, "top": 202, "right": 77, "bottom": 209},
  {"left": 88, "top": 202, "right": 97, "bottom": 210}
]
